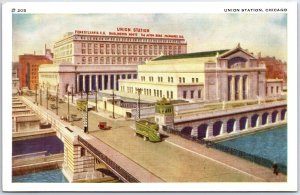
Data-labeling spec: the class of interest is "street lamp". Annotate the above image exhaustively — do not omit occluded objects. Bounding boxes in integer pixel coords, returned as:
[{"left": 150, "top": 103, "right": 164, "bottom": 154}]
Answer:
[
  {"left": 95, "top": 89, "right": 98, "bottom": 112},
  {"left": 71, "top": 85, "right": 74, "bottom": 103},
  {"left": 56, "top": 84, "right": 59, "bottom": 115},
  {"left": 137, "top": 88, "right": 142, "bottom": 119},
  {"left": 39, "top": 86, "right": 42, "bottom": 106},
  {"left": 46, "top": 84, "right": 49, "bottom": 109},
  {"left": 67, "top": 89, "right": 70, "bottom": 121},
  {"left": 83, "top": 90, "right": 89, "bottom": 133},
  {"left": 112, "top": 88, "right": 115, "bottom": 119},
  {"left": 35, "top": 83, "right": 38, "bottom": 105}
]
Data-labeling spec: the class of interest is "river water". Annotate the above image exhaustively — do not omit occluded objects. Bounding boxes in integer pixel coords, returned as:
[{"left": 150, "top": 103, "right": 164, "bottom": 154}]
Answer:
[
  {"left": 216, "top": 125, "right": 287, "bottom": 166},
  {"left": 13, "top": 169, "right": 68, "bottom": 183}
]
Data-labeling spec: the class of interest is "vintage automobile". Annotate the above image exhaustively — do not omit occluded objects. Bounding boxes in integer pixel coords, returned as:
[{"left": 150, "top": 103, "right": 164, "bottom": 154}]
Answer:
[{"left": 98, "top": 122, "right": 111, "bottom": 130}]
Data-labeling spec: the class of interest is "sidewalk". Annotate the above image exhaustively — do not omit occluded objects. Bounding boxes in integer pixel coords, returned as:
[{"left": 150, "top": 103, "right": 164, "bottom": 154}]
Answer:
[{"left": 164, "top": 133, "right": 287, "bottom": 182}]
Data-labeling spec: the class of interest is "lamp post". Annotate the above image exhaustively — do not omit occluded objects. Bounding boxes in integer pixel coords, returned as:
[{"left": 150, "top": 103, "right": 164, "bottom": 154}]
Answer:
[
  {"left": 35, "top": 83, "right": 38, "bottom": 105},
  {"left": 56, "top": 84, "right": 59, "bottom": 115},
  {"left": 39, "top": 87, "right": 42, "bottom": 106},
  {"left": 95, "top": 90, "right": 98, "bottom": 112},
  {"left": 83, "top": 90, "right": 89, "bottom": 133},
  {"left": 46, "top": 84, "right": 49, "bottom": 109},
  {"left": 137, "top": 88, "right": 142, "bottom": 119},
  {"left": 112, "top": 88, "right": 115, "bottom": 119},
  {"left": 71, "top": 86, "right": 74, "bottom": 103},
  {"left": 67, "top": 90, "right": 70, "bottom": 121}
]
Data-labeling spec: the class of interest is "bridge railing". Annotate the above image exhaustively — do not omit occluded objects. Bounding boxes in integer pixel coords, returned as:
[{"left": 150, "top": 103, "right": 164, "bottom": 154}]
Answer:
[
  {"left": 209, "top": 142, "right": 287, "bottom": 175},
  {"left": 77, "top": 136, "right": 139, "bottom": 183},
  {"left": 20, "top": 97, "right": 74, "bottom": 141}
]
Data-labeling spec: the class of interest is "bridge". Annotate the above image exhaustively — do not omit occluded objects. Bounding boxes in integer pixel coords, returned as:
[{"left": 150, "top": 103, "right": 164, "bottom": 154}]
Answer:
[
  {"left": 18, "top": 96, "right": 287, "bottom": 182},
  {"left": 20, "top": 97, "right": 162, "bottom": 182},
  {"left": 173, "top": 100, "right": 287, "bottom": 140}
]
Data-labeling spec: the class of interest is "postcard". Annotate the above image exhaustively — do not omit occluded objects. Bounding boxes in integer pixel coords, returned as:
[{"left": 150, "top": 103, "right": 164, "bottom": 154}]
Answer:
[{"left": 2, "top": 1, "right": 298, "bottom": 192}]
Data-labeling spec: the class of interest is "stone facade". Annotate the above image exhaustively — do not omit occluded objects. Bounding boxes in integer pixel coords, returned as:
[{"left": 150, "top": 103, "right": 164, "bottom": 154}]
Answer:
[{"left": 119, "top": 44, "right": 270, "bottom": 103}]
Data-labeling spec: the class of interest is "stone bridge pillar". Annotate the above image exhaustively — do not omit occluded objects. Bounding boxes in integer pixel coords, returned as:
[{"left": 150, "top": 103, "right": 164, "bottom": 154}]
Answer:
[
  {"left": 191, "top": 127, "right": 198, "bottom": 138},
  {"left": 206, "top": 124, "right": 213, "bottom": 138},
  {"left": 62, "top": 136, "right": 109, "bottom": 182},
  {"left": 221, "top": 120, "right": 227, "bottom": 134}
]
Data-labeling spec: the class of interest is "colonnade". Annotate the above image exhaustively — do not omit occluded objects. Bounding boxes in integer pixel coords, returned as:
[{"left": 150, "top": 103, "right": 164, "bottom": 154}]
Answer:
[
  {"left": 76, "top": 73, "right": 136, "bottom": 92},
  {"left": 228, "top": 75, "right": 248, "bottom": 101}
]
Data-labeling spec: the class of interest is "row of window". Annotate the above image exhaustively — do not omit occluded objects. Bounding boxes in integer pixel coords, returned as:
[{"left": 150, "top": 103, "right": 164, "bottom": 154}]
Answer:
[
  {"left": 183, "top": 90, "right": 202, "bottom": 99},
  {"left": 78, "top": 36, "right": 186, "bottom": 44},
  {"left": 81, "top": 45, "right": 182, "bottom": 56},
  {"left": 81, "top": 56, "right": 151, "bottom": 64},
  {"left": 140, "top": 76, "right": 201, "bottom": 84},
  {"left": 267, "top": 86, "right": 280, "bottom": 95}
]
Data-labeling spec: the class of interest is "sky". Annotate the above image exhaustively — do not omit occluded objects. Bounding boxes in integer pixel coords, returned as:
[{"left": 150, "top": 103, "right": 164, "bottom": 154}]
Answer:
[{"left": 12, "top": 13, "right": 287, "bottom": 62}]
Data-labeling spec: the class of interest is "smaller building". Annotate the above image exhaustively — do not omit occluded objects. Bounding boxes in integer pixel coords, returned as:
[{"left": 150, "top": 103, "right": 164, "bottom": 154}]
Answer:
[
  {"left": 266, "top": 79, "right": 284, "bottom": 98},
  {"left": 12, "top": 70, "right": 20, "bottom": 95}
]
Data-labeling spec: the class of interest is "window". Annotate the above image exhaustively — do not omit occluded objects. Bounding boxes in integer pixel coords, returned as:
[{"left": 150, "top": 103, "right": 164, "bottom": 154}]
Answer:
[
  {"left": 82, "top": 57, "right": 86, "bottom": 64},
  {"left": 94, "top": 57, "right": 98, "bottom": 64},
  {"left": 198, "top": 90, "right": 201, "bottom": 98},
  {"left": 196, "top": 78, "right": 199, "bottom": 83},
  {"left": 183, "top": 77, "right": 185, "bottom": 83},
  {"left": 183, "top": 91, "right": 187, "bottom": 99},
  {"left": 88, "top": 57, "right": 92, "bottom": 64},
  {"left": 271, "top": 86, "right": 274, "bottom": 94},
  {"left": 82, "top": 49, "right": 86, "bottom": 54},
  {"left": 179, "top": 77, "right": 182, "bottom": 83},
  {"left": 170, "top": 91, "right": 173, "bottom": 99},
  {"left": 192, "top": 78, "right": 195, "bottom": 83},
  {"left": 276, "top": 86, "right": 279, "bottom": 93},
  {"left": 167, "top": 91, "right": 169, "bottom": 98},
  {"left": 191, "top": 90, "right": 194, "bottom": 99},
  {"left": 80, "top": 147, "right": 85, "bottom": 157}
]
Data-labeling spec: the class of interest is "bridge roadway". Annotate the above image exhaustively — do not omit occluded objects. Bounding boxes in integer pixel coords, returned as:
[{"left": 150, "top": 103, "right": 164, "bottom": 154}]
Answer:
[{"left": 22, "top": 95, "right": 286, "bottom": 182}]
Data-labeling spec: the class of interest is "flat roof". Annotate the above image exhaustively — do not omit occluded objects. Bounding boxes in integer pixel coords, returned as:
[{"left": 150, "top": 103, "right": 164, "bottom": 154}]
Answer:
[{"left": 153, "top": 49, "right": 229, "bottom": 61}]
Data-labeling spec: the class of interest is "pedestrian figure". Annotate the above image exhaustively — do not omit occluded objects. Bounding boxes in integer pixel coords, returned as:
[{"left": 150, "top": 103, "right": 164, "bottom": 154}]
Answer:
[{"left": 272, "top": 162, "right": 278, "bottom": 175}]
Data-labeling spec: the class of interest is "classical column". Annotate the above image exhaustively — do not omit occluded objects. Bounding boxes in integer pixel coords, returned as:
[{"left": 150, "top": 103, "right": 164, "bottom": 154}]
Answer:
[
  {"left": 239, "top": 75, "right": 243, "bottom": 100},
  {"left": 114, "top": 74, "right": 117, "bottom": 90},
  {"left": 101, "top": 74, "right": 105, "bottom": 91},
  {"left": 83, "top": 75, "right": 86, "bottom": 92},
  {"left": 95, "top": 75, "right": 99, "bottom": 91},
  {"left": 89, "top": 75, "right": 92, "bottom": 91},
  {"left": 76, "top": 74, "right": 79, "bottom": 93},
  {"left": 244, "top": 75, "right": 248, "bottom": 99},
  {"left": 107, "top": 74, "right": 111, "bottom": 90},
  {"left": 231, "top": 76, "right": 235, "bottom": 101}
]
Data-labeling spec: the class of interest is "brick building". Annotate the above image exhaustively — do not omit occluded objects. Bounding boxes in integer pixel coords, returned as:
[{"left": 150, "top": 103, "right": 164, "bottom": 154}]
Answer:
[{"left": 19, "top": 53, "right": 53, "bottom": 90}]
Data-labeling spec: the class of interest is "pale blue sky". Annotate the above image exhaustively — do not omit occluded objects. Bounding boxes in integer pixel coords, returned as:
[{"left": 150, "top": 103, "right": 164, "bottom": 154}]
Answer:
[{"left": 13, "top": 14, "right": 287, "bottom": 62}]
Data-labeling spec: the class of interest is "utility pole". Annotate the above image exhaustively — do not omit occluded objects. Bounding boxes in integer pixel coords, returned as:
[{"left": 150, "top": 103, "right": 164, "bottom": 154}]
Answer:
[
  {"left": 46, "top": 86, "right": 49, "bottom": 109},
  {"left": 56, "top": 84, "right": 59, "bottom": 115},
  {"left": 35, "top": 83, "right": 38, "bottom": 105},
  {"left": 137, "top": 88, "right": 142, "bottom": 119},
  {"left": 40, "top": 88, "right": 42, "bottom": 106},
  {"left": 71, "top": 86, "right": 74, "bottom": 103},
  {"left": 84, "top": 90, "right": 89, "bottom": 133},
  {"left": 112, "top": 89, "right": 115, "bottom": 119},
  {"left": 67, "top": 91, "right": 70, "bottom": 121},
  {"left": 95, "top": 90, "right": 98, "bottom": 112}
]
